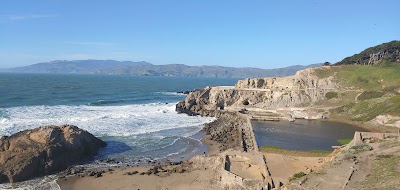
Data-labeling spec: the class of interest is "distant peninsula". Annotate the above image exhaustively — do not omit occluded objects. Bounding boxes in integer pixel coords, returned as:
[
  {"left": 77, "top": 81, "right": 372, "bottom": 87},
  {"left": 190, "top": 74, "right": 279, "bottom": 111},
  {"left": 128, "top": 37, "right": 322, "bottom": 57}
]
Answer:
[{"left": 3, "top": 60, "right": 321, "bottom": 78}]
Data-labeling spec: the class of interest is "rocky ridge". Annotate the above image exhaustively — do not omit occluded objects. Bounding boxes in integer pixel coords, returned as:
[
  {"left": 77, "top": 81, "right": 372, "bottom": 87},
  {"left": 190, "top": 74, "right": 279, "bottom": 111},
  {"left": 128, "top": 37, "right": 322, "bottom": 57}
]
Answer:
[
  {"left": 336, "top": 40, "right": 400, "bottom": 65},
  {"left": 176, "top": 67, "right": 336, "bottom": 115},
  {"left": 0, "top": 125, "right": 106, "bottom": 183}
]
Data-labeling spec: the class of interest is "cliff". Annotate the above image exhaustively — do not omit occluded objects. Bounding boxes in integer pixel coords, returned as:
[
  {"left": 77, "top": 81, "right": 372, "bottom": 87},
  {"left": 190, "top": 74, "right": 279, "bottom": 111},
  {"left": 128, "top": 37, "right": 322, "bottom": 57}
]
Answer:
[{"left": 176, "top": 67, "right": 336, "bottom": 116}]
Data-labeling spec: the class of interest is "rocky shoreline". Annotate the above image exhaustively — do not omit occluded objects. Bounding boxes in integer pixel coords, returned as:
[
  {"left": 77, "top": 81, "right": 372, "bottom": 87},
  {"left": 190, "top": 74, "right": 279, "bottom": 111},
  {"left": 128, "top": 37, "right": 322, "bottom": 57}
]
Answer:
[{"left": 0, "top": 110, "right": 246, "bottom": 188}]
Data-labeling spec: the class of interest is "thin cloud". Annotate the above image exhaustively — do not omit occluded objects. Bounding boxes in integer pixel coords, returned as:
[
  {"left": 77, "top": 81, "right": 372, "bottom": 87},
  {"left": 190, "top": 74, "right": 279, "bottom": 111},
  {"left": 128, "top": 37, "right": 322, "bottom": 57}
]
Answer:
[
  {"left": 4, "top": 14, "right": 58, "bottom": 21},
  {"left": 63, "top": 41, "right": 116, "bottom": 46}
]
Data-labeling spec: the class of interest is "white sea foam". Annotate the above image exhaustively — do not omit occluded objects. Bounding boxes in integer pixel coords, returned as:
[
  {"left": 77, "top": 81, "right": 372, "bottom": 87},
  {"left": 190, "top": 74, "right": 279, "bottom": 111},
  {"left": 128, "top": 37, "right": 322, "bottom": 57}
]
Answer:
[
  {"left": 0, "top": 103, "right": 215, "bottom": 137},
  {"left": 154, "top": 91, "right": 187, "bottom": 96},
  {"left": 0, "top": 175, "right": 60, "bottom": 190}
]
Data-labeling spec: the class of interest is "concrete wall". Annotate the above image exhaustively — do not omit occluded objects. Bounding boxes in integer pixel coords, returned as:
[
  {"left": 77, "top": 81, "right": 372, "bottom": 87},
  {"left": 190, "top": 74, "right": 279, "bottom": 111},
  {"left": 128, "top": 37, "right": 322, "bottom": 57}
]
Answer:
[
  {"left": 247, "top": 117, "right": 260, "bottom": 152},
  {"left": 221, "top": 151, "right": 273, "bottom": 189},
  {"left": 351, "top": 131, "right": 399, "bottom": 146},
  {"left": 221, "top": 166, "right": 244, "bottom": 187}
]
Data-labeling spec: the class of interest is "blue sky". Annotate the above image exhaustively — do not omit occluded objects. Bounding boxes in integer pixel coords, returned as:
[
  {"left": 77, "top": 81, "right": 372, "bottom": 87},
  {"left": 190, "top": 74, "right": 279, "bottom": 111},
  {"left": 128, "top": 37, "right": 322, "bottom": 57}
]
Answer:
[{"left": 0, "top": 0, "right": 399, "bottom": 69}]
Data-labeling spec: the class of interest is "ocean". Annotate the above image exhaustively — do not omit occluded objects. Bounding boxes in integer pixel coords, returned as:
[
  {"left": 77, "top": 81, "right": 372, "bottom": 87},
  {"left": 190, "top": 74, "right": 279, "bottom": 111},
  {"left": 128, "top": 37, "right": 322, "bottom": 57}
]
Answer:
[{"left": 0, "top": 73, "right": 238, "bottom": 189}]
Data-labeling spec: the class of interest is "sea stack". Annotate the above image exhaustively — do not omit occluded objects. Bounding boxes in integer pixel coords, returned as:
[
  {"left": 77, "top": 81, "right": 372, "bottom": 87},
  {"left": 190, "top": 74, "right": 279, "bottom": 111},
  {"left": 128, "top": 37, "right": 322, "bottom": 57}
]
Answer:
[{"left": 0, "top": 125, "right": 106, "bottom": 183}]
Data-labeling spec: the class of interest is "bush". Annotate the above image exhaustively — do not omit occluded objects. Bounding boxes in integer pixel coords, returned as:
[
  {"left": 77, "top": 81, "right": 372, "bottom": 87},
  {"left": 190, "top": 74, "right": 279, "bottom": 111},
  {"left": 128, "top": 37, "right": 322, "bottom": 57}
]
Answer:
[
  {"left": 325, "top": 92, "right": 338, "bottom": 99},
  {"left": 357, "top": 91, "right": 384, "bottom": 100},
  {"left": 289, "top": 172, "right": 306, "bottom": 181}
]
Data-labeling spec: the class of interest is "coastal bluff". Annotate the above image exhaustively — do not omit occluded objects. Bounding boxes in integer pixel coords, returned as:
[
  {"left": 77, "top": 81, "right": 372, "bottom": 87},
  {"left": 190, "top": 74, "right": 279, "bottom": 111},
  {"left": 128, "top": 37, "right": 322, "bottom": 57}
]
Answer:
[
  {"left": 0, "top": 125, "right": 106, "bottom": 183},
  {"left": 176, "top": 67, "right": 336, "bottom": 116}
]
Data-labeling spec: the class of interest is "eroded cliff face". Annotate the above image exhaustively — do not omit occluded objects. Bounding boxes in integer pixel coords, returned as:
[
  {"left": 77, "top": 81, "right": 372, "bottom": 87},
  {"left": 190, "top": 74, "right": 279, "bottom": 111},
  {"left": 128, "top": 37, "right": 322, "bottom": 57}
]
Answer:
[{"left": 176, "top": 67, "right": 336, "bottom": 115}]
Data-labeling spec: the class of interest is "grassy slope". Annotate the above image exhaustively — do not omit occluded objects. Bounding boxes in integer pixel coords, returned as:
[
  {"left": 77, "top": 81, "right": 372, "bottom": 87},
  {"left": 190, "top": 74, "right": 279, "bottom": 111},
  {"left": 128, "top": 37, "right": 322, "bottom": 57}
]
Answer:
[
  {"left": 316, "top": 65, "right": 400, "bottom": 90},
  {"left": 314, "top": 65, "right": 400, "bottom": 122},
  {"left": 259, "top": 146, "right": 331, "bottom": 157}
]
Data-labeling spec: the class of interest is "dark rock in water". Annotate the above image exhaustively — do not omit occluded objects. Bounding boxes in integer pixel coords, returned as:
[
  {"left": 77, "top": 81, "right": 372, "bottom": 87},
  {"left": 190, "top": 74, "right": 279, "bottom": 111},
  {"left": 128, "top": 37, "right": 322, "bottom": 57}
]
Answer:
[
  {"left": 0, "top": 125, "right": 106, "bottom": 183},
  {"left": 176, "top": 90, "right": 191, "bottom": 95}
]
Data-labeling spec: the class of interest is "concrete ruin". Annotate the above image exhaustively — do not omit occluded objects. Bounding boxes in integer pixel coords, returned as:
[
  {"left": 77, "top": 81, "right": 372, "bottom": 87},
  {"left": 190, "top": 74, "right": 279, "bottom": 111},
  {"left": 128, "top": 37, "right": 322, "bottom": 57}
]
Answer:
[
  {"left": 350, "top": 130, "right": 400, "bottom": 146},
  {"left": 220, "top": 117, "right": 275, "bottom": 189}
]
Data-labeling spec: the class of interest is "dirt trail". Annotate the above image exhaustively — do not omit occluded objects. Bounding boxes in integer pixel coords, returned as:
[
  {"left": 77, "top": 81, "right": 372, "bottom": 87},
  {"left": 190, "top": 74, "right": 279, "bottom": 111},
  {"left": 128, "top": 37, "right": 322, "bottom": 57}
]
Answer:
[{"left": 283, "top": 140, "right": 400, "bottom": 190}]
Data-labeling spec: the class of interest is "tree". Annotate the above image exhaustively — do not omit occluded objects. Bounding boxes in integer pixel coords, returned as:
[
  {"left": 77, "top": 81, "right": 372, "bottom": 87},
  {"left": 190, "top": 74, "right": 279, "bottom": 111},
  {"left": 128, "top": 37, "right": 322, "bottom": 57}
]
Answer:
[{"left": 323, "top": 62, "right": 331, "bottom": 66}]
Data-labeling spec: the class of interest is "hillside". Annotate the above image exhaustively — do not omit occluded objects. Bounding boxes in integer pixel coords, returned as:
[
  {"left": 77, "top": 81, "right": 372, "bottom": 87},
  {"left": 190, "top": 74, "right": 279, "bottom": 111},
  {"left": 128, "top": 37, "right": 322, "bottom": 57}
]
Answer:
[
  {"left": 9, "top": 60, "right": 151, "bottom": 74},
  {"left": 335, "top": 40, "right": 400, "bottom": 65},
  {"left": 5, "top": 60, "right": 321, "bottom": 78},
  {"left": 311, "top": 65, "right": 400, "bottom": 124}
]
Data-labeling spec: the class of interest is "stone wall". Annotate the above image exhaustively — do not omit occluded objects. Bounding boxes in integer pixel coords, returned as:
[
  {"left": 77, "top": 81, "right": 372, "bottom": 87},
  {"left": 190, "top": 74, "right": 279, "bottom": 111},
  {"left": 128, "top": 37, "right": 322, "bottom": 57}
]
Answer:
[
  {"left": 221, "top": 151, "right": 273, "bottom": 189},
  {"left": 350, "top": 131, "right": 399, "bottom": 146}
]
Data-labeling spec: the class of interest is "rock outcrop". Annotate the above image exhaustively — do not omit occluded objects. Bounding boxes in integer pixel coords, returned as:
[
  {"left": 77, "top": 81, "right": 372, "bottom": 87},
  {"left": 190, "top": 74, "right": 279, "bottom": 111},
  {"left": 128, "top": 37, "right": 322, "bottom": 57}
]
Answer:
[
  {"left": 203, "top": 113, "right": 256, "bottom": 151},
  {"left": 0, "top": 125, "right": 106, "bottom": 183},
  {"left": 176, "top": 68, "right": 336, "bottom": 115}
]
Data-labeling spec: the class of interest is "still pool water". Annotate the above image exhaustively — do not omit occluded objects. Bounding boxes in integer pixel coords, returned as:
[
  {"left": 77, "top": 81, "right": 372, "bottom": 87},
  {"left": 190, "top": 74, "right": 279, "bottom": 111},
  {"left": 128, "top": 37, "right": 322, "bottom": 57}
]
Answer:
[{"left": 252, "top": 119, "right": 367, "bottom": 151}]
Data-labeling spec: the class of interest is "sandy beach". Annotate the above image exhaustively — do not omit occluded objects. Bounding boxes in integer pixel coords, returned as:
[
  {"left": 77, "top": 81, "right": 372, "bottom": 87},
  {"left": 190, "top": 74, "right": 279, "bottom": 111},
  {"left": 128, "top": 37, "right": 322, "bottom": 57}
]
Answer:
[
  {"left": 57, "top": 130, "right": 225, "bottom": 190},
  {"left": 58, "top": 164, "right": 220, "bottom": 190}
]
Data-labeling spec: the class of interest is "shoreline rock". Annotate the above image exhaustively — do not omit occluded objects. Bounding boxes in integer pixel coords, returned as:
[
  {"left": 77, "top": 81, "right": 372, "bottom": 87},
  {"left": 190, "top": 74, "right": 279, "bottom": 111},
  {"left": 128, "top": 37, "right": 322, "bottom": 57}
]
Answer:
[{"left": 0, "top": 125, "right": 106, "bottom": 183}]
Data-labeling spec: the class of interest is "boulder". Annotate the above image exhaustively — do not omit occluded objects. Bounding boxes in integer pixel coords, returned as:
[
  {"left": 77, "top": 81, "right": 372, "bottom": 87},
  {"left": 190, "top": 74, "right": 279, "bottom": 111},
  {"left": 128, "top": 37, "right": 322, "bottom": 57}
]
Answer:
[{"left": 0, "top": 125, "right": 106, "bottom": 183}]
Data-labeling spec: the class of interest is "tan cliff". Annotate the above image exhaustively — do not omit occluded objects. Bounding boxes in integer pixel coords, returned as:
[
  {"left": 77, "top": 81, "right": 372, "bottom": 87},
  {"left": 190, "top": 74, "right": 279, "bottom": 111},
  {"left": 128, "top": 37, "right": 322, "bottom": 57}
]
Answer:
[{"left": 176, "top": 67, "right": 336, "bottom": 116}]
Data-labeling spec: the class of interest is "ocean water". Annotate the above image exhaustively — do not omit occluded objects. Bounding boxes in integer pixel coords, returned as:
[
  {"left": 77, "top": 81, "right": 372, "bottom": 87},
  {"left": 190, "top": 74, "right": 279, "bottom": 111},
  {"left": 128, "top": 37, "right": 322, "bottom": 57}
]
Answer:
[{"left": 0, "top": 73, "right": 238, "bottom": 188}]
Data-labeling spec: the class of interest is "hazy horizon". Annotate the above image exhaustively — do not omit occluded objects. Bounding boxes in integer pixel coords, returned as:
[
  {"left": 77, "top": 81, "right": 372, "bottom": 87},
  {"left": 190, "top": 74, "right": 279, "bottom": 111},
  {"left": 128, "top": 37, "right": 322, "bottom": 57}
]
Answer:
[{"left": 0, "top": 59, "right": 324, "bottom": 70}]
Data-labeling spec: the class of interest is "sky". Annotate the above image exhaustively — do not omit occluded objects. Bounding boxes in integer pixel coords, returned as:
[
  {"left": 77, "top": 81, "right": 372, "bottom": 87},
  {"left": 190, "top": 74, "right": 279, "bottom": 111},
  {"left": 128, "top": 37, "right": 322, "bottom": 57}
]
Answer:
[{"left": 0, "top": 0, "right": 399, "bottom": 69}]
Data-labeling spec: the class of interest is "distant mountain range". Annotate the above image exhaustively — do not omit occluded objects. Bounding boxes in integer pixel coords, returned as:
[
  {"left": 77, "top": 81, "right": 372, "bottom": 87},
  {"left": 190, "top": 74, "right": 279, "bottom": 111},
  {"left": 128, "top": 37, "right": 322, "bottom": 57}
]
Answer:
[{"left": 3, "top": 60, "right": 322, "bottom": 78}]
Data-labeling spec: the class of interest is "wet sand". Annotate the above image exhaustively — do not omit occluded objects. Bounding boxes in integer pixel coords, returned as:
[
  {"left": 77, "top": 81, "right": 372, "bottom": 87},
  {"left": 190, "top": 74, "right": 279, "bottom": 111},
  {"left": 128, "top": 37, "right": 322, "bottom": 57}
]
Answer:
[
  {"left": 57, "top": 134, "right": 223, "bottom": 190},
  {"left": 57, "top": 165, "right": 219, "bottom": 190}
]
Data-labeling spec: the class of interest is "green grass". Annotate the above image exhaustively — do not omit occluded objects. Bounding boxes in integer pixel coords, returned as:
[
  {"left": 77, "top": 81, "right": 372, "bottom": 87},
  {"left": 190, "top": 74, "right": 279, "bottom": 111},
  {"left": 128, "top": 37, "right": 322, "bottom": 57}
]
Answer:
[
  {"left": 315, "top": 65, "right": 400, "bottom": 90},
  {"left": 259, "top": 146, "right": 331, "bottom": 157},
  {"left": 337, "top": 139, "right": 352, "bottom": 145},
  {"left": 331, "top": 96, "right": 400, "bottom": 121},
  {"left": 289, "top": 172, "right": 306, "bottom": 182},
  {"left": 357, "top": 91, "right": 384, "bottom": 100}
]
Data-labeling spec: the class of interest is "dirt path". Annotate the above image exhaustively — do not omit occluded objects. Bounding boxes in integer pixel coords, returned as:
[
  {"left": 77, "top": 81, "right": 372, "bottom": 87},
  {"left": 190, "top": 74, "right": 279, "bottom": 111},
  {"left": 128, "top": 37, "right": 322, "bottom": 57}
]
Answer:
[
  {"left": 354, "top": 91, "right": 364, "bottom": 101},
  {"left": 284, "top": 140, "right": 400, "bottom": 190}
]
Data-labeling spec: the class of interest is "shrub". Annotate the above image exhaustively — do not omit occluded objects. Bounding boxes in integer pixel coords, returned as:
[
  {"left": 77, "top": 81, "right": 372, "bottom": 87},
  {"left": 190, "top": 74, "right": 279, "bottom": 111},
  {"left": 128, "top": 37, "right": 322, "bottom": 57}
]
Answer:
[
  {"left": 325, "top": 92, "right": 338, "bottom": 99},
  {"left": 289, "top": 172, "right": 306, "bottom": 182},
  {"left": 357, "top": 91, "right": 384, "bottom": 100}
]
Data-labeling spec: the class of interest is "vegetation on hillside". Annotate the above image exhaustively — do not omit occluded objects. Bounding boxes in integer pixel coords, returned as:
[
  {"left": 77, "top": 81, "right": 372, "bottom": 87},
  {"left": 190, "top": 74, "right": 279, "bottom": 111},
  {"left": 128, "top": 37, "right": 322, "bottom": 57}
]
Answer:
[
  {"left": 315, "top": 65, "right": 400, "bottom": 91},
  {"left": 357, "top": 91, "right": 384, "bottom": 100},
  {"left": 314, "top": 63, "right": 400, "bottom": 122},
  {"left": 325, "top": 92, "right": 338, "bottom": 99},
  {"left": 259, "top": 146, "right": 331, "bottom": 157},
  {"left": 335, "top": 40, "right": 400, "bottom": 65},
  {"left": 331, "top": 96, "right": 400, "bottom": 121}
]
